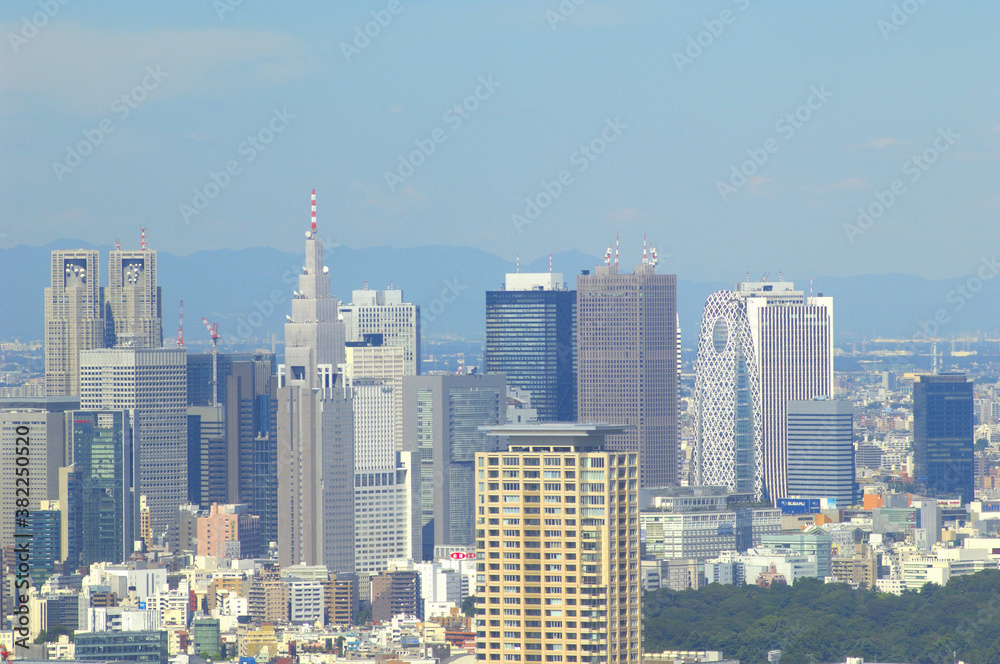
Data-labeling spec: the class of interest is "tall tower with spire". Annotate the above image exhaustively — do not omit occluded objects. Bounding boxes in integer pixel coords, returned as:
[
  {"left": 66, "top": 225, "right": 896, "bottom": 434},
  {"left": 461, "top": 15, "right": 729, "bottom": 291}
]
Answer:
[{"left": 277, "top": 190, "right": 354, "bottom": 572}]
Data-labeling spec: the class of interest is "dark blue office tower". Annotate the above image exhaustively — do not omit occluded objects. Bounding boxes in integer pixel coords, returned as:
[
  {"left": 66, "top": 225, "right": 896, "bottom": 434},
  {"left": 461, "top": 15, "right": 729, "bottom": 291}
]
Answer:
[
  {"left": 484, "top": 271, "right": 576, "bottom": 422},
  {"left": 72, "top": 410, "right": 136, "bottom": 566},
  {"left": 914, "top": 373, "right": 974, "bottom": 504}
]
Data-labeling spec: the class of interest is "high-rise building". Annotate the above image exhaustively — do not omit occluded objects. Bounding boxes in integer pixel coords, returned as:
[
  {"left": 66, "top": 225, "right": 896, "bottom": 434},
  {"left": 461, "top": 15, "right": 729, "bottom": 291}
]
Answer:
[
  {"left": 485, "top": 271, "right": 576, "bottom": 422},
  {"left": 913, "top": 373, "right": 974, "bottom": 504},
  {"left": 71, "top": 410, "right": 137, "bottom": 566},
  {"left": 277, "top": 190, "right": 354, "bottom": 572},
  {"left": 349, "top": 377, "right": 416, "bottom": 576},
  {"left": 79, "top": 348, "right": 187, "bottom": 535},
  {"left": 27, "top": 502, "right": 61, "bottom": 587},
  {"left": 343, "top": 335, "right": 406, "bottom": 448},
  {"left": 737, "top": 280, "right": 833, "bottom": 501},
  {"left": 475, "top": 423, "right": 642, "bottom": 664},
  {"left": 694, "top": 290, "right": 764, "bottom": 500},
  {"left": 0, "top": 404, "right": 70, "bottom": 550},
  {"left": 186, "top": 352, "right": 277, "bottom": 408},
  {"left": 577, "top": 250, "right": 678, "bottom": 487},
  {"left": 786, "top": 398, "right": 856, "bottom": 505},
  {"left": 107, "top": 243, "right": 162, "bottom": 349},
  {"left": 44, "top": 250, "right": 105, "bottom": 396},
  {"left": 402, "top": 373, "right": 505, "bottom": 558},
  {"left": 340, "top": 286, "right": 420, "bottom": 376},
  {"left": 187, "top": 404, "right": 227, "bottom": 508}
]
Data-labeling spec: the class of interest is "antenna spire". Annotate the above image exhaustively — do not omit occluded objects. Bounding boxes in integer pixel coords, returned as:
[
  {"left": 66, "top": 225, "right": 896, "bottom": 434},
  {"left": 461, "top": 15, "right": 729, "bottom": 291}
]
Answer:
[
  {"left": 115, "top": 237, "right": 121, "bottom": 251},
  {"left": 516, "top": 253, "right": 520, "bottom": 274},
  {"left": 177, "top": 299, "right": 184, "bottom": 347},
  {"left": 614, "top": 233, "right": 619, "bottom": 267},
  {"left": 311, "top": 189, "right": 317, "bottom": 230},
  {"left": 642, "top": 234, "right": 648, "bottom": 265},
  {"left": 549, "top": 253, "right": 552, "bottom": 273},
  {"left": 810, "top": 276, "right": 814, "bottom": 298},
  {"left": 140, "top": 227, "right": 146, "bottom": 251}
]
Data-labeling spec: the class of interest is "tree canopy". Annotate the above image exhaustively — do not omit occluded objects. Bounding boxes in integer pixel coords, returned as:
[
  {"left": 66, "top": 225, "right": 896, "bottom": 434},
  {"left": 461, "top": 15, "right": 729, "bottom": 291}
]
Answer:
[{"left": 643, "top": 571, "right": 1000, "bottom": 664}]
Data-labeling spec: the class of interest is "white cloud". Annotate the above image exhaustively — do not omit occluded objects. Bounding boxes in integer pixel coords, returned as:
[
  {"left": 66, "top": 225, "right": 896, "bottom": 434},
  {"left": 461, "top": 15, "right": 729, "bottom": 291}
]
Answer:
[
  {"left": 862, "top": 137, "right": 898, "bottom": 149},
  {"left": 0, "top": 24, "right": 306, "bottom": 114}
]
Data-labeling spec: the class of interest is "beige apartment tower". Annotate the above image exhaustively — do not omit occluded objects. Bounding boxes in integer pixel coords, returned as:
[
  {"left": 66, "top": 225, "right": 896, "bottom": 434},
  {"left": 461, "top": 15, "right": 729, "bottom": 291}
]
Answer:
[
  {"left": 475, "top": 423, "right": 642, "bottom": 664},
  {"left": 45, "top": 250, "right": 106, "bottom": 396},
  {"left": 577, "top": 257, "right": 678, "bottom": 488}
]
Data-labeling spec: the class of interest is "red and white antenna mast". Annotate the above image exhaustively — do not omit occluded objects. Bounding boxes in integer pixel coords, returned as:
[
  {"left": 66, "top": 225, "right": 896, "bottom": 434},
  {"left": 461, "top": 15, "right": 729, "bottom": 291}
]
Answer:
[
  {"left": 201, "top": 317, "right": 221, "bottom": 406},
  {"left": 177, "top": 300, "right": 184, "bottom": 347},
  {"left": 549, "top": 253, "right": 552, "bottom": 273},
  {"left": 311, "top": 188, "right": 317, "bottom": 230},
  {"left": 516, "top": 253, "right": 520, "bottom": 274},
  {"left": 115, "top": 237, "right": 121, "bottom": 251},
  {"left": 642, "top": 234, "right": 648, "bottom": 265},
  {"left": 614, "top": 233, "right": 619, "bottom": 267},
  {"left": 140, "top": 227, "right": 146, "bottom": 251}
]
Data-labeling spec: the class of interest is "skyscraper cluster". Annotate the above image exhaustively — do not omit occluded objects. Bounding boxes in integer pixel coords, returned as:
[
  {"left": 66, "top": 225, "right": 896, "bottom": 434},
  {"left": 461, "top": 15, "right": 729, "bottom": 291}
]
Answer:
[{"left": 10, "top": 188, "right": 983, "bottom": 661}]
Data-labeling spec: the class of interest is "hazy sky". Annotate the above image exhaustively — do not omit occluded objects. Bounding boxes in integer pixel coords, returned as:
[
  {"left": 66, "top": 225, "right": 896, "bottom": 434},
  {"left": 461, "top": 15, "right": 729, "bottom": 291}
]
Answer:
[{"left": 2, "top": 1, "right": 998, "bottom": 281}]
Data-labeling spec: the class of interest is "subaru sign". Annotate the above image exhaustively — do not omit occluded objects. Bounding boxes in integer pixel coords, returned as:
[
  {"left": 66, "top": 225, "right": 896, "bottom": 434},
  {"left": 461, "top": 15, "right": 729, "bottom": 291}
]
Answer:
[{"left": 777, "top": 498, "right": 821, "bottom": 515}]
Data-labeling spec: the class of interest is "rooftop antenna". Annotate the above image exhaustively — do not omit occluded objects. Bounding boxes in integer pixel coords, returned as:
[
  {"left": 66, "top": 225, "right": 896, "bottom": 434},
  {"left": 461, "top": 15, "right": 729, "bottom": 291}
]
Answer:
[
  {"left": 516, "top": 253, "right": 520, "bottom": 273},
  {"left": 746, "top": 270, "right": 749, "bottom": 282},
  {"left": 140, "top": 227, "right": 146, "bottom": 251},
  {"left": 364, "top": 280, "right": 369, "bottom": 290},
  {"left": 549, "top": 253, "right": 552, "bottom": 273},
  {"left": 115, "top": 237, "right": 121, "bottom": 251},
  {"left": 177, "top": 299, "right": 184, "bottom": 347},
  {"left": 650, "top": 246, "right": 659, "bottom": 267},
  {"left": 642, "top": 234, "right": 648, "bottom": 264},
  {"left": 604, "top": 246, "right": 612, "bottom": 266},
  {"left": 614, "top": 232, "right": 619, "bottom": 267},
  {"left": 311, "top": 188, "right": 317, "bottom": 230},
  {"left": 778, "top": 270, "right": 783, "bottom": 282},
  {"left": 201, "top": 317, "right": 221, "bottom": 406},
  {"left": 810, "top": 276, "right": 813, "bottom": 298},
  {"left": 389, "top": 280, "right": 394, "bottom": 290}
]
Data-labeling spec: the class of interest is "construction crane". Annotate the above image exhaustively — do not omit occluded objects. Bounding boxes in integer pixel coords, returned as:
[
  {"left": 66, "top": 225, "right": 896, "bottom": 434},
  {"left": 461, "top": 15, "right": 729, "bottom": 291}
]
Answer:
[
  {"left": 201, "top": 317, "right": 220, "bottom": 406},
  {"left": 1, "top": 643, "right": 13, "bottom": 664}
]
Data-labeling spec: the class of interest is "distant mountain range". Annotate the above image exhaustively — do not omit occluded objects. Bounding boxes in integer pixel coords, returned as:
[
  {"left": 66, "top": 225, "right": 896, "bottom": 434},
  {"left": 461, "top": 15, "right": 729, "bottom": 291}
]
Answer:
[{"left": 2, "top": 240, "right": 997, "bottom": 348}]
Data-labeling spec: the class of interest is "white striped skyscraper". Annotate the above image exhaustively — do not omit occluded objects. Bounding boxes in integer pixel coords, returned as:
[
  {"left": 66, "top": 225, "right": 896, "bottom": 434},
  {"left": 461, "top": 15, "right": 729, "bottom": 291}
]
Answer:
[{"left": 736, "top": 280, "right": 833, "bottom": 501}]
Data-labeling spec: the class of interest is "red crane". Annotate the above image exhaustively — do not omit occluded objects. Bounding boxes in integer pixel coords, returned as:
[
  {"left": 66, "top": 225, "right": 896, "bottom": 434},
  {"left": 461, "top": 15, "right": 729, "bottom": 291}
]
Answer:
[{"left": 201, "top": 317, "right": 220, "bottom": 405}]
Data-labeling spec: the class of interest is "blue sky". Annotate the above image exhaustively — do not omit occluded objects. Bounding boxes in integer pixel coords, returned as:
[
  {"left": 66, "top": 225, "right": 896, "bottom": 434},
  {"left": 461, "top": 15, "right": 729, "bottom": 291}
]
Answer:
[{"left": 2, "top": 1, "right": 998, "bottom": 281}]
